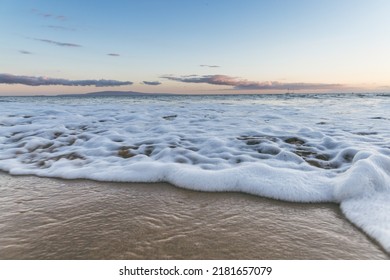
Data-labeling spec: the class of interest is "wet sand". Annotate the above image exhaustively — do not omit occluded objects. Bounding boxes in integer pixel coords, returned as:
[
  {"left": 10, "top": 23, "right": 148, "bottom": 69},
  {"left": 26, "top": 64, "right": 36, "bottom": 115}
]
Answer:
[{"left": 0, "top": 172, "right": 388, "bottom": 259}]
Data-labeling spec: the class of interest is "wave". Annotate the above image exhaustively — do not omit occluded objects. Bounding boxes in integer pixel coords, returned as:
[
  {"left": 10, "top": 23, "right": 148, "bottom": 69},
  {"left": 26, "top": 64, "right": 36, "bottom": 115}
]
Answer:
[{"left": 1, "top": 94, "right": 389, "bottom": 253}]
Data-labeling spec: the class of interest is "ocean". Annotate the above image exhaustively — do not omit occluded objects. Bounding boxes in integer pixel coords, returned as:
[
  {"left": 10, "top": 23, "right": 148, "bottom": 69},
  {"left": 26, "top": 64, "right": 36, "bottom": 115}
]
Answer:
[{"left": 0, "top": 93, "right": 389, "bottom": 254}]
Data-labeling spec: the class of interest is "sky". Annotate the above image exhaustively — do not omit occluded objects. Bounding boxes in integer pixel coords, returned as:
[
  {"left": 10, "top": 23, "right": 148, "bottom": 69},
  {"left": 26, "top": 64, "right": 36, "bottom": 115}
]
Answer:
[{"left": 1, "top": 0, "right": 390, "bottom": 95}]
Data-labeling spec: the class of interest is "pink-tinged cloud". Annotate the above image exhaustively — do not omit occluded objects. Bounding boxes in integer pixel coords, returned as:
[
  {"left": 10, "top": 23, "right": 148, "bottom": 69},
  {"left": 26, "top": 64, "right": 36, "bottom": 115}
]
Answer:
[
  {"left": 162, "top": 75, "right": 343, "bottom": 90},
  {"left": 0, "top": 73, "right": 133, "bottom": 87}
]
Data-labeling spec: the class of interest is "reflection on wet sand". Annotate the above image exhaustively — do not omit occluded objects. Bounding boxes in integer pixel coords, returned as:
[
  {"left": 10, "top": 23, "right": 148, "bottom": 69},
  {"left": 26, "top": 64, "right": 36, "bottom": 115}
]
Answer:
[{"left": 0, "top": 173, "right": 388, "bottom": 259}]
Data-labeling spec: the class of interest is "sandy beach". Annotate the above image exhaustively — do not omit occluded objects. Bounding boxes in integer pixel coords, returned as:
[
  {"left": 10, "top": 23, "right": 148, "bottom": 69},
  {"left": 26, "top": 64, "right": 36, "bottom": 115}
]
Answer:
[{"left": 0, "top": 172, "right": 388, "bottom": 260}]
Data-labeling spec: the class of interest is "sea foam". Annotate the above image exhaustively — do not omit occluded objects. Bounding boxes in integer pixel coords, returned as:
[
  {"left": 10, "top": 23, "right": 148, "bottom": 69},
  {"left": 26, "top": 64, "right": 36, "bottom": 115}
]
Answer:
[{"left": 0, "top": 94, "right": 389, "bottom": 253}]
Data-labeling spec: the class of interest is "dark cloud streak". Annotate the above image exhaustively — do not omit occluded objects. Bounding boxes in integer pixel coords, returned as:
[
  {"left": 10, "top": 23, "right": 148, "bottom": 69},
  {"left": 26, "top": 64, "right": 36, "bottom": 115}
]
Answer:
[
  {"left": 0, "top": 73, "right": 133, "bottom": 87},
  {"left": 142, "top": 81, "right": 162, "bottom": 86},
  {"left": 19, "top": 50, "right": 32, "bottom": 55},
  {"left": 107, "top": 53, "right": 120, "bottom": 57},
  {"left": 34, "top": 38, "right": 82, "bottom": 47},
  {"left": 200, "top": 64, "right": 220, "bottom": 68}
]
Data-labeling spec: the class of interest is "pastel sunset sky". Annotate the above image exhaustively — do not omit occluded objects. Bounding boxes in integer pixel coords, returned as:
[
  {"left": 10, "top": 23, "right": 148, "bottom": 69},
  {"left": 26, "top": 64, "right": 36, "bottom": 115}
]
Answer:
[{"left": 1, "top": 0, "right": 390, "bottom": 95}]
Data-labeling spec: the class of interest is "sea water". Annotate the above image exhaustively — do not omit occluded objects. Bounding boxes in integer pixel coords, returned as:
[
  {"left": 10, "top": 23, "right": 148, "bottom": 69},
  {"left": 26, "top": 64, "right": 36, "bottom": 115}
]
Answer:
[{"left": 0, "top": 93, "right": 389, "bottom": 253}]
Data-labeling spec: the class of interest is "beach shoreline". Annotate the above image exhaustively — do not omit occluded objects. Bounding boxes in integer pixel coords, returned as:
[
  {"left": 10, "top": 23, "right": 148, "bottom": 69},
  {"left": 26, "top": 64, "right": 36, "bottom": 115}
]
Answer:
[{"left": 0, "top": 172, "right": 388, "bottom": 260}]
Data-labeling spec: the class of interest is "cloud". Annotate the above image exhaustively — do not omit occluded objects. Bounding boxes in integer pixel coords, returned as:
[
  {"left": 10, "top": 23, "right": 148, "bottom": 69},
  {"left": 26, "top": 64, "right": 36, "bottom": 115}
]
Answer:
[
  {"left": 0, "top": 73, "right": 133, "bottom": 87},
  {"left": 32, "top": 9, "right": 66, "bottom": 21},
  {"left": 107, "top": 53, "right": 120, "bottom": 57},
  {"left": 19, "top": 50, "right": 32, "bottom": 55},
  {"left": 162, "top": 74, "right": 343, "bottom": 90},
  {"left": 142, "top": 81, "right": 162, "bottom": 86},
  {"left": 34, "top": 38, "right": 81, "bottom": 47},
  {"left": 46, "top": 25, "right": 76, "bottom": 31},
  {"left": 200, "top": 64, "right": 220, "bottom": 68}
]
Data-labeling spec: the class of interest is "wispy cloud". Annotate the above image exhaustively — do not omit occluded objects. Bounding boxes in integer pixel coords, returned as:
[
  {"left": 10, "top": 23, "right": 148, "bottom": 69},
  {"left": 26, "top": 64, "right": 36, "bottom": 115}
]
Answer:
[
  {"left": 162, "top": 74, "right": 343, "bottom": 90},
  {"left": 46, "top": 25, "right": 75, "bottom": 31},
  {"left": 200, "top": 64, "right": 220, "bottom": 68},
  {"left": 107, "top": 53, "right": 120, "bottom": 57},
  {"left": 0, "top": 73, "right": 133, "bottom": 87},
  {"left": 19, "top": 50, "right": 33, "bottom": 55},
  {"left": 56, "top": 15, "right": 66, "bottom": 21},
  {"left": 142, "top": 81, "right": 162, "bottom": 86},
  {"left": 32, "top": 9, "right": 66, "bottom": 21},
  {"left": 34, "top": 38, "right": 82, "bottom": 47}
]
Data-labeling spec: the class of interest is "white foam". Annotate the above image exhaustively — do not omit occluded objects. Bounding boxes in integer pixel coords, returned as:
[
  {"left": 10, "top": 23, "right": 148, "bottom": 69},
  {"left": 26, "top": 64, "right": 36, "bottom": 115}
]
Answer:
[
  {"left": 1, "top": 94, "right": 390, "bottom": 253},
  {"left": 341, "top": 194, "right": 390, "bottom": 252},
  {"left": 334, "top": 153, "right": 390, "bottom": 201}
]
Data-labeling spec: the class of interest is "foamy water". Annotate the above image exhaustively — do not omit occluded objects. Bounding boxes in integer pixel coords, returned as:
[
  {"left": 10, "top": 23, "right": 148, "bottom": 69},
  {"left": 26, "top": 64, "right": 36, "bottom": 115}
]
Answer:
[{"left": 1, "top": 93, "right": 390, "bottom": 252}]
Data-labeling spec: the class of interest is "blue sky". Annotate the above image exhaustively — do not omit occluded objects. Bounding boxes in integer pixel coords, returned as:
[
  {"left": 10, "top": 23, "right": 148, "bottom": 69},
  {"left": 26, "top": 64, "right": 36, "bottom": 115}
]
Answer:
[{"left": 1, "top": 0, "right": 390, "bottom": 95}]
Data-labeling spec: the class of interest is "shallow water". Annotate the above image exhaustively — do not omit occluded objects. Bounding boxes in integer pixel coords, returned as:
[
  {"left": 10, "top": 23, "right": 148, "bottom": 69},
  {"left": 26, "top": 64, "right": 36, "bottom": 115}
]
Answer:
[
  {"left": 1, "top": 93, "right": 390, "bottom": 253},
  {"left": 0, "top": 173, "right": 387, "bottom": 259}
]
